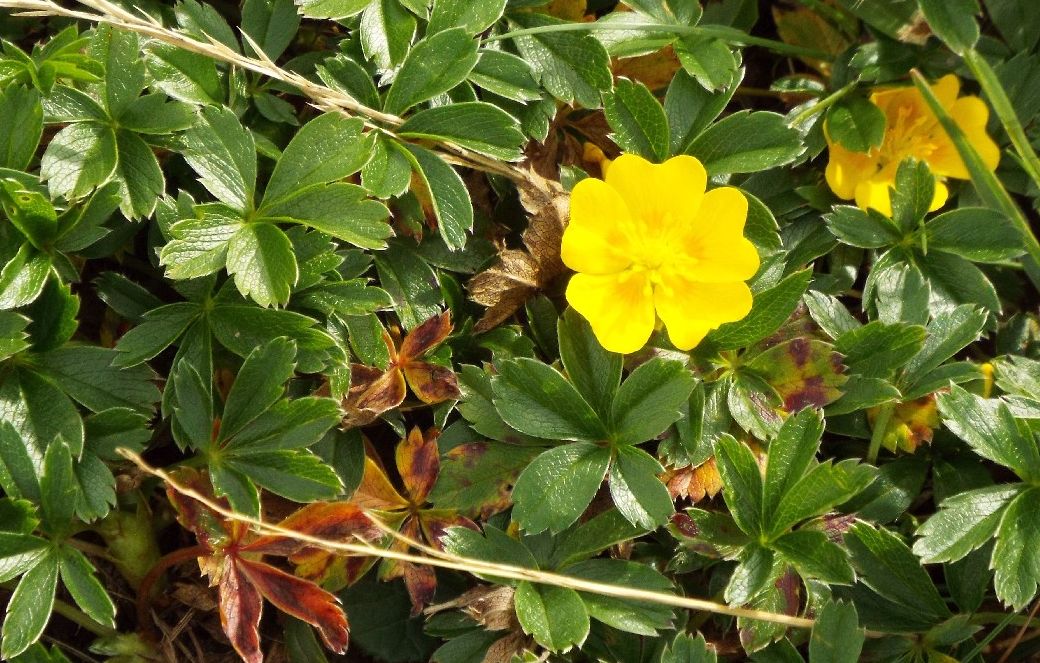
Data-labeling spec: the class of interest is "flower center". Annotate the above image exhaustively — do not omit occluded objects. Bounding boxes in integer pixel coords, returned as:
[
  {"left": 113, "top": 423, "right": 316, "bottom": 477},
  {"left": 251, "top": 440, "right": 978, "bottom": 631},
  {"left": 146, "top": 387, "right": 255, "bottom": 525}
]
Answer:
[{"left": 876, "top": 104, "right": 939, "bottom": 167}]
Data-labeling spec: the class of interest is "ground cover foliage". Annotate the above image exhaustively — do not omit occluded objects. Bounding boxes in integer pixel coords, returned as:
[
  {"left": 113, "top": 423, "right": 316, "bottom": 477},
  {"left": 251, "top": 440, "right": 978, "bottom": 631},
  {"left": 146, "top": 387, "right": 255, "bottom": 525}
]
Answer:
[{"left": 0, "top": 0, "right": 1039, "bottom": 661}]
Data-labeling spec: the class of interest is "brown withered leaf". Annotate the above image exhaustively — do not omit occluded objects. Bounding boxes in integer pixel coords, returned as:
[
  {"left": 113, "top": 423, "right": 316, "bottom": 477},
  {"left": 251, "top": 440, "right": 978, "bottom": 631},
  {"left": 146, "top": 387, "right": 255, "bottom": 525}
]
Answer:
[
  {"left": 470, "top": 170, "right": 570, "bottom": 332},
  {"left": 612, "top": 46, "right": 682, "bottom": 91},
  {"left": 165, "top": 469, "right": 379, "bottom": 663},
  {"left": 341, "top": 312, "right": 460, "bottom": 426},
  {"left": 664, "top": 457, "right": 723, "bottom": 502}
]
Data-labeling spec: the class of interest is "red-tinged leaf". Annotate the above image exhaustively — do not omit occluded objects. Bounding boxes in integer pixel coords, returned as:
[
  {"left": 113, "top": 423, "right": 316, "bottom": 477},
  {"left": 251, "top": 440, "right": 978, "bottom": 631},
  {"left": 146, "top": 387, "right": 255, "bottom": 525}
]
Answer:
[
  {"left": 343, "top": 366, "right": 407, "bottom": 426},
  {"left": 219, "top": 559, "right": 264, "bottom": 663},
  {"left": 398, "top": 311, "right": 453, "bottom": 360},
  {"left": 237, "top": 557, "right": 349, "bottom": 654},
  {"left": 292, "top": 546, "right": 380, "bottom": 590},
  {"left": 430, "top": 442, "right": 540, "bottom": 519},
  {"left": 166, "top": 467, "right": 230, "bottom": 548},
  {"left": 352, "top": 456, "right": 410, "bottom": 510},
  {"left": 380, "top": 519, "right": 437, "bottom": 615},
  {"left": 397, "top": 427, "right": 441, "bottom": 504},
  {"left": 243, "top": 502, "right": 380, "bottom": 556},
  {"left": 402, "top": 360, "right": 461, "bottom": 404},
  {"left": 869, "top": 394, "right": 940, "bottom": 453},
  {"left": 749, "top": 338, "right": 848, "bottom": 412},
  {"left": 419, "top": 509, "right": 479, "bottom": 551}
]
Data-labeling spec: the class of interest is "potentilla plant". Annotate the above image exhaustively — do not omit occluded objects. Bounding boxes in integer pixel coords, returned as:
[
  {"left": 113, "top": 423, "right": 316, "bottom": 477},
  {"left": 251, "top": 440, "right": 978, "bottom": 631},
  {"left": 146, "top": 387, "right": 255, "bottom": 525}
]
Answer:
[{"left": 0, "top": 1, "right": 1039, "bottom": 662}]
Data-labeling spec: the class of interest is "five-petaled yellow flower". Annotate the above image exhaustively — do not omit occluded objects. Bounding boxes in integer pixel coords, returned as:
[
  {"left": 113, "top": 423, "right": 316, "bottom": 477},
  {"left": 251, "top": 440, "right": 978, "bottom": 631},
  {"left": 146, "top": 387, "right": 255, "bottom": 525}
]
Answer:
[
  {"left": 825, "top": 74, "right": 1000, "bottom": 216},
  {"left": 562, "top": 154, "right": 759, "bottom": 355}
]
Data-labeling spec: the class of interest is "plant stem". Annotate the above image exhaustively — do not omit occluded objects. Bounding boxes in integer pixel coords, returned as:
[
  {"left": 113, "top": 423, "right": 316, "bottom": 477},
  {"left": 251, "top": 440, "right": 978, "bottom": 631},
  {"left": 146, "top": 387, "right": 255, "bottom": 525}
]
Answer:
[
  {"left": 964, "top": 609, "right": 1021, "bottom": 662},
  {"left": 135, "top": 544, "right": 209, "bottom": 642},
  {"left": 487, "top": 21, "right": 833, "bottom": 60},
  {"left": 788, "top": 80, "right": 858, "bottom": 127},
  {"left": 866, "top": 402, "right": 894, "bottom": 464},
  {"left": 963, "top": 49, "right": 1040, "bottom": 191}
]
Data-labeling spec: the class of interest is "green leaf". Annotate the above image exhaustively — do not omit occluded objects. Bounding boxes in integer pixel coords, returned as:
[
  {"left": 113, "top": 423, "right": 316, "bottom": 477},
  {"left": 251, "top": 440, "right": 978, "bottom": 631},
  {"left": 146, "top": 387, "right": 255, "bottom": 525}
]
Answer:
[
  {"left": 57, "top": 546, "right": 115, "bottom": 628},
  {"left": 428, "top": 441, "right": 540, "bottom": 516},
  {"left": 835, "top": 321, "right": 926, "bottom": 379},
  {"left": 0, "top": 244, "right": 51, "bottom": 310},
  {"left": 399, "top": 102, "right": 524, "bottom": 161},
  {"left": 902, "top": 305, "right": 986, "bottom": 384},
  {"left": 362, "top": 135, "right": 412, "bottom": 199},
  {"left": 809, "top": 600, "right": 864, "bottom": 663},
  {"left": 714, "top": 434, "right": 763, "bottom": 535},
  {"left": 360, "top": 0, "right": 417, "bottom": 71},
  {"left": 179, "top": 106, "right": 257, "bottom": 211},
  {"left": 610, "top": 358, "right": 695, "bottom": 445},
  {"left": 296, "top": 0, "right": 370, "bottom": 19},
  {"left": 825, "top": 96, "right": 886, "bottom": 153},
  {"left": 665, "top": 68, "right": 736, "bottom": 155},
  {"left": 675, "top": 36, "right": 738, "bottom": 92},
  {"left": 0, "top": 422, "right": 40, "bottom": 503},
  {"left": 383, "top": 28, "right": 479, "bottom": 115},
  {"left": 845, "top": 522, "right": 950, "bottom": 623},
  {"left": 25, "top": 278, "right": 78, "bottom": 352},
  {"left": 0, "top": 368, "right": 84, "bottom": 458},
  {"left": 492, "top": 358, "right": 606, "bottom": 441},
  {"left": 890, "top": 159, "right": 935, "bottom": 231},
  {"left": 441, "top": 524, "right": 538, "bottom": 572},
  {"left": 40, "top": 123, "right": 117, "bottom": 201},
  {"left": 89, "top": 26, "right": 145, "bottom": 118},
  {"left": 608, "top": 445, "right": 673, "bottom": 529},
  {"left": 468, "top": 50, "right": 541, "bottom": 102},
  {"left": 0, "top": 85, "right": 42, "bottom": 170},
  {"left": 687, "top": 111, "right": 804, "bottom": 176},
  {"left": 508, "top": 13, "right": 613, "bottom": 109},
  {"left": 221, "top": 338, "right": 295, "bottom": 440},
  {"left": 160, "top": 204, "right": 242, "bottom": 280},
  {"left": 29, "top": 346, "right": 159, "bottom": 414},
  {"left": 919, "top": 0, "right": 980, "bottom": 54},
  {"left": 144, "top": 42, "right": 223, "bottom": 105},
  {"left": 241, "top": 0, "right": 300, "bottom": 60},
  {"left": 372, "top": 242, "right": 443, "bottom": 329},
  {"left": 872, "top": 262, "right": 930, "bottom": 326},
  {"left": 209, "top": 463, "right": 260, "bottom": 517},
  {"left": 113, "top": 302, "right": 200, "bottom": 367},
  {"left": 937, "top": 385, "right": 1040, "bottom": 482},
  {"left": 772, "top": 530, "right": 854, "bottom": 585},
  {"left": 548, "top": 508, "right": 647, "bottom": 568},
  {"left": 398, "top": 144, "right": 473, "bottom": 250},
  {"left": 118, "top": 94, "right": 194, "bottom": 135},
  {"left": 661, "top": 633, "right": 717, "bottom": 663},
  {"left": 925, "top": 208, "right": 1024, "bottom": 263},
  {"left": 762, "top": 409, "right": 823, "bottom": 524},
  {"left": 917, "top": 250, "right": 1001, "bottom": 314},
  {"left": 225, "top": 450, "right": 342, "bottom": 502},
  {"left": 112, "top": 129, "right": 163, "bottom": 219},
  {"left": 39, "top": 438, "right": 77, "bottom": 536},
  {"left": 914, "top": 484, "right": 1023, "bottom": 563},
  {"left": 261, "top": 183, "right": 391, "bottom": 249},
  {"left": 511, "top": 442, "right": 611, "bottom": 534},
  {"left": 0, "top": 182, "right": 57, "bottom": 251},
  {"left": 725, "top": 544, "right": 778, "bottom": 604},
  {"left": 707, "top": 270, "right": 812, "bottom": 350},
  {"left": 263, "top": 114, "right": 373, "bottom": 206},
  {"left": 824, "top": 206, "right": 901, "bottom": 249},
  {"left": 0, "top": 549, "right": 57, "bottom": 659},
  {"left": 228, "top": 397, "right": 340, "bottom": 451},
  {"left": 226, "top": 224, "right": 298, "bottom": 307},
  {"left": 514, "top": 581, "right": 589, "bottom": 652},
  {"left": 564, "top": 558, "right": 674, "bottom": 635},
  {"left": 769, "top": 460, "right": 874, "bottom": 537},
  {"left": 0, "top": 532, "right": 47, "bottom": 582},
  {"left": 604, "top": 78, "right": 670, "bottom": 162},
  {"left": 992, "top": 487, "right": 1040, "bottom": 609},
  {"left": 429, "top": 0, "right": 506, "bottom": 34},
  {"left": 558, "top": 308, "right": 621, "bottom": 418}
]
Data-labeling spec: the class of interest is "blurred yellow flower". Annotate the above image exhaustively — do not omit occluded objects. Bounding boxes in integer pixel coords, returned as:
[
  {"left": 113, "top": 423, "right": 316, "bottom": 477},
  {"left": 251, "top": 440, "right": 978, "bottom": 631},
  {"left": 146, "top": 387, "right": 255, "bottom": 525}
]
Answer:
[
  {"left": 562, "top": 154, "right": 759, "bottom": 354},
  {"left": 825, "top": 74, "right": 1000, "bottom": 216}
]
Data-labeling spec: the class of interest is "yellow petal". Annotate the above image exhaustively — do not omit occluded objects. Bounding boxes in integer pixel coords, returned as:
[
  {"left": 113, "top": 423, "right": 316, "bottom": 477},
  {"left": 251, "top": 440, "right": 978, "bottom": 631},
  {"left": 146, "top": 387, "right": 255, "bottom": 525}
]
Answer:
[
  {"left": 932, "top": 74, "right": 961, "bottom": 109},
  {"left": 825, "top": 142, "right": 879, "bottom": 201},
  {"left": 854, "top": 176, "right": 894, "bottom": 217},
  {"left": 566, "top": 271, "right": 656, "bottom": 354},
  {"left": 563, "top": 178, "right": 635, "bottom": 274},
  {"left": 680, "top": 187, "right": 760, "bottom": 282},
  {"left": 654, "top": 277, "right": 753, "bottom": 350},
  {"left": 951, "top": 96, "right": 1000, "bottom": 171},
  {"left": 929, "top": 178, "right": 949, "bottom": 212},
  {"left": 605, "top": 154, "right": 707, "bottom": 233}
]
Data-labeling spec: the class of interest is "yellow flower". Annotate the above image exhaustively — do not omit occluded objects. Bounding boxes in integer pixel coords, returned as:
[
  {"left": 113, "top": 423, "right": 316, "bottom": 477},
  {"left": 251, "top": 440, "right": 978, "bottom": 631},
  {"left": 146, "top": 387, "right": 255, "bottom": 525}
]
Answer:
[
  {"left": 562, "top": 154, "right": 759, "bottom": 354},
  {"left": 824, "top": 74, "right": 1000, "bottom": 216}
]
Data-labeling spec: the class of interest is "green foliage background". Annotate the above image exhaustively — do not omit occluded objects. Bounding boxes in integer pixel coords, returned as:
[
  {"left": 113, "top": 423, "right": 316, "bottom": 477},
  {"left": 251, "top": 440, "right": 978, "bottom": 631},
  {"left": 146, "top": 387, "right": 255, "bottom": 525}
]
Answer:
[{"left": 0, "top": 0, "right": 1039, "bottom": 662}]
